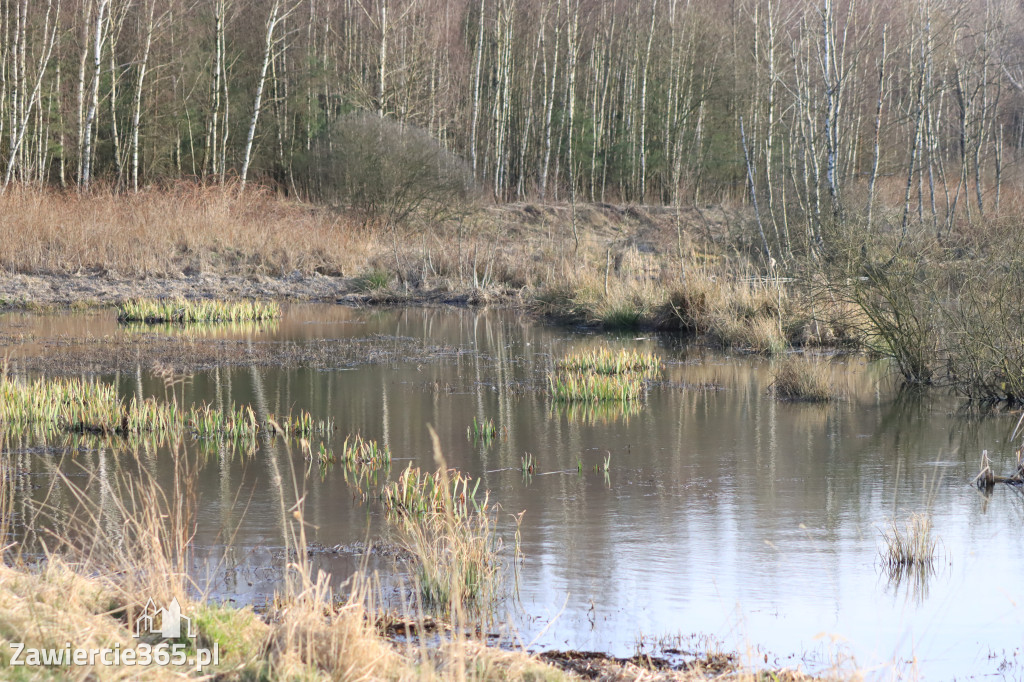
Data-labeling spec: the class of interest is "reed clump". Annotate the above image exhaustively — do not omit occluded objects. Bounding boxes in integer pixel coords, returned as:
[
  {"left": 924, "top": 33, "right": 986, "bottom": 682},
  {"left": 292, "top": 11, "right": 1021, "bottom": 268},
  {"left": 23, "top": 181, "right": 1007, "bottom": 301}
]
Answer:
[
  {"left": 880, "top": 513, "right": 938, "bottom": 570},
  {"left": 770, "top": 358, "right": 837, "bottom": 402},
  {"left": 339, "top": 434, "right": 391, "bottom": 468},
  {"left": 396, "top": 502, "right": 502, "bottom": 616},
  {"left": 547, "top": 371, "right": 646, "bottom": 402},
  {"left": 557, "top": 348, "right": 662, "bottom": 378},
  {"left": 548, "top": 347, "right": 661, "bottom": 403},
  {"left": 116, "top": 298, "right": 280, "bottom": 324},
  {"left": 381, "top": 464, "right": 480, "bottom": 518},
  {"left": 466, "top": 416, "right": 497, "bottom": 444}
]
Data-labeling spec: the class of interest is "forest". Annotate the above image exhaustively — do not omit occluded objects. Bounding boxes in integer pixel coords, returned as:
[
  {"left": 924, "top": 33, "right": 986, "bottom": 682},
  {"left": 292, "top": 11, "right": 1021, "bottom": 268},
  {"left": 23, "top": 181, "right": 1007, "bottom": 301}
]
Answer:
[{"left": 1, "top": 0, "right": 1022, "bottom": 259}]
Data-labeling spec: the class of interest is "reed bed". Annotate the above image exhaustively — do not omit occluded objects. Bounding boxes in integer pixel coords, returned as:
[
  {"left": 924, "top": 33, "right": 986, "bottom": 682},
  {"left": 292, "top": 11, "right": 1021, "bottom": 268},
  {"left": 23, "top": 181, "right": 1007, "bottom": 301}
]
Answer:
[
  {"left": 0, "top": 375, "right": 323, "bottom": 443},
  {"left": 547, "top": 347, "right": 662, "bottom": 403},
  {"left": 116, "top": 298, "right": 281, "bottom": 324},
  {"left": 557, "top": 348, "right": 662, "bottom": 378}
]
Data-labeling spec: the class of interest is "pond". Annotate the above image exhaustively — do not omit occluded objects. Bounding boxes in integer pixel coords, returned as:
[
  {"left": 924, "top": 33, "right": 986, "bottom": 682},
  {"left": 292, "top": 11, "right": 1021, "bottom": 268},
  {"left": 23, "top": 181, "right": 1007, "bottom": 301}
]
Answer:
[{"left": 2, "top": 303, "right": 1022, "bottom": 678}]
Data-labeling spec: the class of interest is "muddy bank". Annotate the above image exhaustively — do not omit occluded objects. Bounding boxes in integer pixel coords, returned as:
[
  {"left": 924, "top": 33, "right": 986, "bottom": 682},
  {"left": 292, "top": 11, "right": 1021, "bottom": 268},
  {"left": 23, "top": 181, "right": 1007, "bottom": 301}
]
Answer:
[{"left": 0, "top": 271, "right": 513, "bottom": 310}]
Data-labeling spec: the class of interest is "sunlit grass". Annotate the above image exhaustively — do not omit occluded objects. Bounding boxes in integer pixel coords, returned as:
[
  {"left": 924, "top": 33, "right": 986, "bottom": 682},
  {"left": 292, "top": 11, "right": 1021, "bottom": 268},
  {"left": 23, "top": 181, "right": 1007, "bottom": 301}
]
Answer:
[
  {"left": 0, "top": 375, "right": 325, "bottom": 443},
  {"left": 116, "top": 298, "right": 280, "bottom": 324},
  {"left": 556, "top": 348, "right": 662, "bottom": 378},
  {"left": 547, "top": 370, "right": 646, "bottom": 402}
]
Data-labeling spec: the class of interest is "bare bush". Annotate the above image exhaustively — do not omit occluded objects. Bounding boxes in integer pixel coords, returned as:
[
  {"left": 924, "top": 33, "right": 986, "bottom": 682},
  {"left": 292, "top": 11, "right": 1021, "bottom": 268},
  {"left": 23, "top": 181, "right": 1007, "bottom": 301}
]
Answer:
[{"left": 299, "top": 112, "right": 476, "bottom": 229}]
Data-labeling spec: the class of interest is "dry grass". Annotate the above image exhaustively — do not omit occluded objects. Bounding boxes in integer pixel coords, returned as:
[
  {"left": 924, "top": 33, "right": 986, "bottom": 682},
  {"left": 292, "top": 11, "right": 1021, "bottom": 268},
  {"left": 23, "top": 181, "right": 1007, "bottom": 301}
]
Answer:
[
  {"left": 880, "top": 513, "right": 938, "bottom": 570},
  {"left": 0, "top": 187, "right": 861, "bottom": 355},
  {"left": 770, "top": 358, "right": 837, "bottom": 402},
  {"left": 0, "top": 184, "right": 375, "bottom": 277}
]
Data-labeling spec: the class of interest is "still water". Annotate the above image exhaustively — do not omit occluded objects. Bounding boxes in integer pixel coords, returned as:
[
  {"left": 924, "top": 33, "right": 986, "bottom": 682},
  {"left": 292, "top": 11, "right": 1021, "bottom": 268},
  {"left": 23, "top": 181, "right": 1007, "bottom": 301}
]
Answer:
[{"left": 3, "top": 304, "right": 1022, "bottom": 678}]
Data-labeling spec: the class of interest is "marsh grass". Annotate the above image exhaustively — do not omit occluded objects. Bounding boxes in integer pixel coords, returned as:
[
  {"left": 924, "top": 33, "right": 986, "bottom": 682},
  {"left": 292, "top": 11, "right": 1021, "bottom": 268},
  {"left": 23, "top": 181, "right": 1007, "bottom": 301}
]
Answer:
[
  {"left": 557, "top": 348, "right": 662, "bottom": 378},
  {"left": 547, "top": 348, "right": 662, "bottom": 403},
  {"left": 353, "top": 267, "right": 393, "bottom": 291},
  {"left": 467, "top": 416, "right": 497, "bottom": 444},
  {"left": 0, "top": 374, "right": 326, "bottom": 443},
  {"left": 382, "top": 463, "right": 481, "bottom": 518},
  {"left": 880, "top": 513, "right": 938, "bottom": 571},
  {"left": 770, "top": 358, "right": 837, "bottom": 402},
  {"left": 392, "top": 427, "right": 503, "bottom": 620},
  {"left": 339, "top": 434, "right": 392, "bottom": 468},
  {"left": 117, "top": 298, "right": 280, "bottom": 324},
  {"left": 547, "top": 370, "right": 646, "bottom": 402}
]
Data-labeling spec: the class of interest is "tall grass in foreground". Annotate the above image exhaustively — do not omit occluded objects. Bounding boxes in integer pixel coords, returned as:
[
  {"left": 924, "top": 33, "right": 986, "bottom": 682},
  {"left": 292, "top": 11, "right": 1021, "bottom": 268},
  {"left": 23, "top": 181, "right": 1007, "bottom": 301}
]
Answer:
[
  {"left": 117, "top": 298, "right": 280, "bottom": 324},
  {"left": 0, "top": 428, "right": 854, "bottom": 681},
  {"left": 392, "top": 427, "right": 502, "bottom": 618}
]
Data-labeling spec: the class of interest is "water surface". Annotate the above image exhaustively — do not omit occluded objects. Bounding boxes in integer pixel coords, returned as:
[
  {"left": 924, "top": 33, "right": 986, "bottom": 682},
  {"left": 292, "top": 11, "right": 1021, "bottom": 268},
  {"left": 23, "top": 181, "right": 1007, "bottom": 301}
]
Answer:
[{"left": 2, "top": 304, "right": 1021, "bottom": 679}]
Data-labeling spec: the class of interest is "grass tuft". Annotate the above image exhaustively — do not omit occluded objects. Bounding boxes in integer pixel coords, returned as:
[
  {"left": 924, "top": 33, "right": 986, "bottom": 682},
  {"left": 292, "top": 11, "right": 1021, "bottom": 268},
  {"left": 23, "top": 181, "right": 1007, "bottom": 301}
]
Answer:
[
  {"left": 770, "top": 358, "right": 837, "bottom": 402},
  {"left": 880, "top": 513, "right": 938, "bottom": 570},
  {"left": 547, "top": 348, "right": 661, "bottom": 403}
]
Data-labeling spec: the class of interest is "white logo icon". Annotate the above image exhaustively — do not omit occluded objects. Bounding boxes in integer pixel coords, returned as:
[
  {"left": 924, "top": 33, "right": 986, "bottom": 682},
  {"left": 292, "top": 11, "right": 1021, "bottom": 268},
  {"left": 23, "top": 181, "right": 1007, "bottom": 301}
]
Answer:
[{"left": 134, "top": 598, "right": 197, "bottom": 639}]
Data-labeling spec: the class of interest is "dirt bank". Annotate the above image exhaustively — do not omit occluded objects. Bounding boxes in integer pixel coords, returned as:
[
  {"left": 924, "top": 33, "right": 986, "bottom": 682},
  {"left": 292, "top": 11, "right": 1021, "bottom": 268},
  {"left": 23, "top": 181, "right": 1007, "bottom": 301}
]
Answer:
[{"left": 0, "top": 271, "right": 501, "bottom": 310}]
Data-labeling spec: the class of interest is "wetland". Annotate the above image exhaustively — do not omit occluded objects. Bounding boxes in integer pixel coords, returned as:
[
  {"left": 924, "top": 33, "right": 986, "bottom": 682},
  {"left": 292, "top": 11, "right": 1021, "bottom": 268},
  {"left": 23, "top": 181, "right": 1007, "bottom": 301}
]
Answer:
[{"left": 1, "top": 303, "right": 1022, "bottom": 679}]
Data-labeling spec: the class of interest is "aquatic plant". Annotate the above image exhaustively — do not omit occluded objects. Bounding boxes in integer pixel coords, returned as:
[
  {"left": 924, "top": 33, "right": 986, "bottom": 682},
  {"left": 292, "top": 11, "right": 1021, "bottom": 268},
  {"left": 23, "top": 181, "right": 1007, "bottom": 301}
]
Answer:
[
  {"left": 116, "top": 298, "right": 280, "bottom": 324},
  {"left": 381, "top": 464, "right": 480, "bottom": 519},
  {"left": 557, "top": 348, "right": 662, "bottom": 378},
  {"left": 466, "top": 416, "right": 497, "bottom": 444},
  {"left": 263, "top": 411, "right": 334, "bottom": 438},
  {"left": 339, "top": 434, "right": 391, "bottom": 468},
  {"left": 547, "top": 370, "right": 646, "bottom": 403},
  {"left": 769, "top": 357, "right": 836, "bottom": 402},
  {"left": 880, "top": 513, "right": 937, "bottom": 570},
  {"left": 521, "top": 453, "right": 535, "bottom": 475},
  {"left": 0, "top": 375, "right": 326, "bottom": 445}
]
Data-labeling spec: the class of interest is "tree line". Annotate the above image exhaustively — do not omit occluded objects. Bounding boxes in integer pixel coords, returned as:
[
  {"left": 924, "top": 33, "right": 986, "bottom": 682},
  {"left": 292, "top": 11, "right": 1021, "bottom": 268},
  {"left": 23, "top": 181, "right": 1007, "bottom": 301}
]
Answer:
[{"left": 1, "top": 0, "right": 1022, "bottom": 250}]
